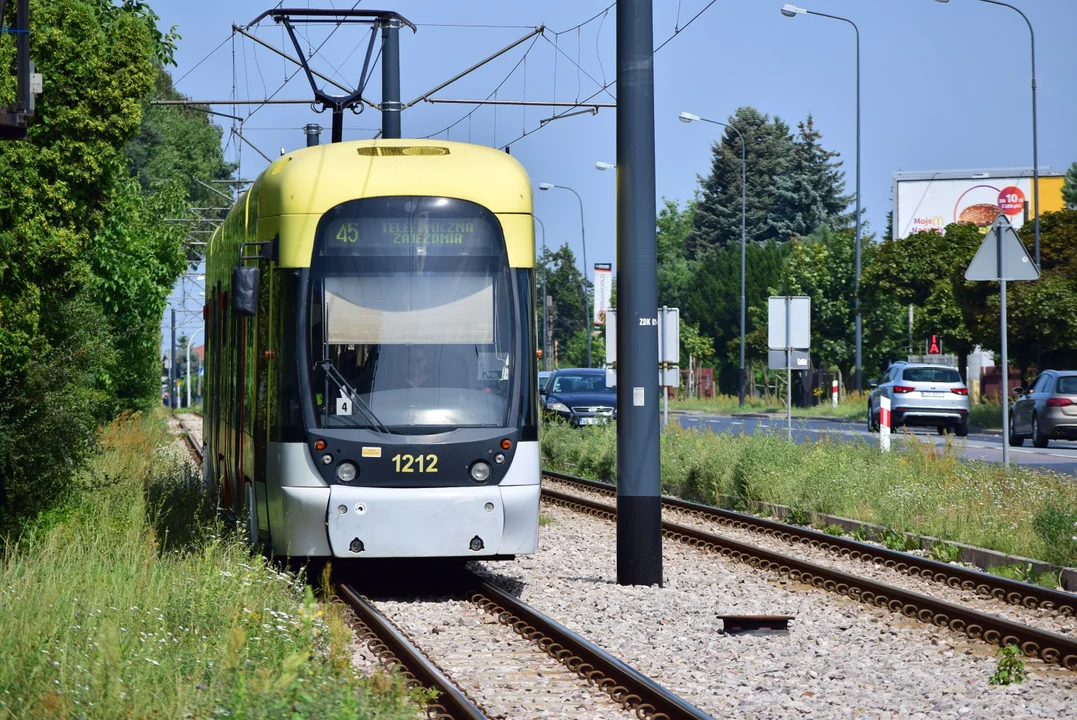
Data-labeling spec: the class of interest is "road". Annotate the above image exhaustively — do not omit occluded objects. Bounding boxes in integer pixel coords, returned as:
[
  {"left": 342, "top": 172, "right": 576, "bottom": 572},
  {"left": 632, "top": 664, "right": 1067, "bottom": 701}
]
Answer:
[{"left": 674, "top": 413, "right": 1077, "bottom": 476}]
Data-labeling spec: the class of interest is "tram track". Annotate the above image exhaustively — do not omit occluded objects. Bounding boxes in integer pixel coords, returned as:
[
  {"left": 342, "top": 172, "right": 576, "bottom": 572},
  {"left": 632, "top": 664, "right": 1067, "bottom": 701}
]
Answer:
[
  {"left": 541, "top": 470, "right": 1077, "bottom": 673},
  {"left": 173, "top": 418, "right": 709, "bottom": 718},
  {"left": 341, "top": 569, "right": 712, "bottom": 720}
]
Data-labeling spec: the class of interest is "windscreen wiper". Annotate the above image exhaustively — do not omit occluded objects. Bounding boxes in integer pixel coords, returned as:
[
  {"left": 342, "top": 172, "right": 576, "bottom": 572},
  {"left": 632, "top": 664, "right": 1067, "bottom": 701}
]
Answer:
[{"left": 316, "top": 359, "right": 392, "bottom": 434}]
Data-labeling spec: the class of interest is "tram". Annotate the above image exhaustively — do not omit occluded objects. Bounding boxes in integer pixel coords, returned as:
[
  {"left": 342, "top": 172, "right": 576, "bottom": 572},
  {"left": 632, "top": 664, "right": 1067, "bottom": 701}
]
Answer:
[{"left": 203, "top": 139, "right": 540, "bottom": 560}]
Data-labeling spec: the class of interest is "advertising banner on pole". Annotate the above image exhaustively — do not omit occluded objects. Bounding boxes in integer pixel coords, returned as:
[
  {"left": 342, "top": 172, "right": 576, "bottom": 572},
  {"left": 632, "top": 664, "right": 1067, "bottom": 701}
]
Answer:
[{"left": 593, "top": 263, "right": 612, "bottom": 327}]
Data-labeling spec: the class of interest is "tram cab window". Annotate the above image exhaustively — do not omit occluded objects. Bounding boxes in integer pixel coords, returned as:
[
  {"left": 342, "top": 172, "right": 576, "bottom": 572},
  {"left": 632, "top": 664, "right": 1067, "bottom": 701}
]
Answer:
[{"left": 308, "top": 197, "right": 516, "bottom": 432}]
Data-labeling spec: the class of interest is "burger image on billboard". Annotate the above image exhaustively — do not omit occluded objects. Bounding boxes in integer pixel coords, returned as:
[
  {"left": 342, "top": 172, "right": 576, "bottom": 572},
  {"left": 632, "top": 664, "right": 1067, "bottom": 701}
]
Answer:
[{"left": 958, "top": 203, "right": 1003, "bottom": 227}]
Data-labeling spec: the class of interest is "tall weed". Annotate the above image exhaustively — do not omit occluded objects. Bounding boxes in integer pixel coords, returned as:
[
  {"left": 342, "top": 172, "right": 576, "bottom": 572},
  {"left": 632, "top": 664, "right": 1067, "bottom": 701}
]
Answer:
[{"left": 0, "top": 411, "right": 421, "bottom": 719}]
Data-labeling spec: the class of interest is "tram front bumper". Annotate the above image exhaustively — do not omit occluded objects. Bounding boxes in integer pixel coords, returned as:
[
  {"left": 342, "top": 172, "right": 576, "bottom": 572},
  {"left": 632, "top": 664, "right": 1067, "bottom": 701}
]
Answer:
[{"left": 326, "top": 484, "right": 539, "bottom": 558}]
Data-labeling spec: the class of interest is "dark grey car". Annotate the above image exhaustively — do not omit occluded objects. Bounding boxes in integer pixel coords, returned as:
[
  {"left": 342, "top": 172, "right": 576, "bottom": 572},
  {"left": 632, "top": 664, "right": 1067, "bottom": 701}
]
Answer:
[{"left": 1009, "top": 370, "right": 1077, "bottom": 448}]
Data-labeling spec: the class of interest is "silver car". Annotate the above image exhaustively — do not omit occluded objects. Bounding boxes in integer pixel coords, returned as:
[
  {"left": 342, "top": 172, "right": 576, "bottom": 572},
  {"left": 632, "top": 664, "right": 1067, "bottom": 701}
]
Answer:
[
  {"left": 868, "top": 362, "right": 970, "bottom": 436},
  {"left": 1009, "top": 370, "right": 1077, "bottom": 448}
]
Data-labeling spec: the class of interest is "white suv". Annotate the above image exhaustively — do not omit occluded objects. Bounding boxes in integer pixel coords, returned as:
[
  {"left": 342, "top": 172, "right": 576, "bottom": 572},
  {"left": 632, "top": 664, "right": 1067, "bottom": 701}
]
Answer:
[{"left": 868, "top": 362, "right": 970, "bottom": 436}]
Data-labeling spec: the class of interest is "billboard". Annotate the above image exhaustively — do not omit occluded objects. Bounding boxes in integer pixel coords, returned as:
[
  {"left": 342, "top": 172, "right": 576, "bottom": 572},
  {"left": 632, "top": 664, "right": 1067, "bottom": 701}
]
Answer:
[
  {"left": 593, "top": 263, "right": 612, "bottom": 327},
  {"left": 892, "top": 169, "right": 1065, "bottom": 240}
]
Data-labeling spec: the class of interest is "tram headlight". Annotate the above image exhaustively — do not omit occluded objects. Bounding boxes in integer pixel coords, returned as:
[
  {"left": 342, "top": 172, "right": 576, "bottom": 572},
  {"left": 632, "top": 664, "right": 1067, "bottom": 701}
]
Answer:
[
  {"left": 469, "top": 461, "right": 492, "bottom": 484},
  {"left": 336, "top": 461, "right": 358, "bottom": 483}
]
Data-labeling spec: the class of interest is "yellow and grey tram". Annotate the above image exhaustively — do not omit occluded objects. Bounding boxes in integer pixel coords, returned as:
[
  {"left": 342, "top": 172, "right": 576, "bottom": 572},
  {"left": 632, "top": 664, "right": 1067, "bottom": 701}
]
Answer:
[{"left": 203, "top": 140, "right": 540, "bottom": 559}]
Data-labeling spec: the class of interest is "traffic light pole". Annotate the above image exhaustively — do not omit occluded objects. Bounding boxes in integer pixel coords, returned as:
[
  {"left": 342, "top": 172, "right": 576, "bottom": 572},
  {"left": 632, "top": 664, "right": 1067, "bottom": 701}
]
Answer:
[{"left": 616, "top": 0, "right": 662, "bottom": 587}]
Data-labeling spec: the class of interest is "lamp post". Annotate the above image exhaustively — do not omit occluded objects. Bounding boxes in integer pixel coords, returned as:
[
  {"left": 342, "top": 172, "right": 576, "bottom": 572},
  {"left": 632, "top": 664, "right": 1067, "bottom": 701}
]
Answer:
[
  {"left": 781, "top": 3, "right": 862, "bottom": 392},
  {"left": 679, "top": 112, "right": 748, "bottom": 406},
  {"left": 186, "top": 327, "right": 204, "bottom": 410},
  {"left": 538, "top": 182, "right": 591, "bottom": 368},
  {"left": 934, "top": 0, "right": 1039, "bottom": 267},
  {"left": 534, "top": 215, "right": 549, "bottom": 371},
  {"left": 595, "top": 161, "right": 616, "bottom": 171}
]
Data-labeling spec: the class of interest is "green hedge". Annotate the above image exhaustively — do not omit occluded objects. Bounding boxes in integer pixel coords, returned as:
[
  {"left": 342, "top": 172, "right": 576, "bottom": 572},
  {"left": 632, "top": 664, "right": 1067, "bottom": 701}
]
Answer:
[{"left": 541, "top": 421, "right": 1077, "bottom": 568}]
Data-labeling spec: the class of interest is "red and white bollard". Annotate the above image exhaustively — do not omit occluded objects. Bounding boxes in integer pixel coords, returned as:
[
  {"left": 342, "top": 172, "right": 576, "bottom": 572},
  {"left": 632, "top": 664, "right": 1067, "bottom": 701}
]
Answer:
[
  {"left": 831, "top": 379, "right": 839, "bottom": 408},
  {"left": 879, "top": 396, "right": 892, "bottom": 452}
]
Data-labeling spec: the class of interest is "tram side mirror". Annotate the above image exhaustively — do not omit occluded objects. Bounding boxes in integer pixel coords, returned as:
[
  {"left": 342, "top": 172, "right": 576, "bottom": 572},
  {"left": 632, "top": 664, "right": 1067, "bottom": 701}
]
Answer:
[{"left": 232, "top": 266, "right": 260, "bottom": 316}]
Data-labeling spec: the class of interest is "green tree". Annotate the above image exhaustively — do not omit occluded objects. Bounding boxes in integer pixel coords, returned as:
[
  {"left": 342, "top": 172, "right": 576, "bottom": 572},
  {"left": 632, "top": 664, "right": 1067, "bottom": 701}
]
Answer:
[
  {"left": 683, "top": 240, "right": 788, "bottom": 392},
  {"left": 860, "top": 223, "right": 982, "bottom": 380},
  {"left": 954, "top": 210, "right": 1077, "bottom": 372},
  {"left": 126, "top": 66, "right": 235, "bottom": 220},
  {"left": 0, "top": 1, "right": 200, "bottom": 532},
  {"left": 1063, "top": 161, "right": 1077, "bottom": 210},
  {"left": 541, "top": 244, "right": 590, "bottom": 366},
  {"left": 780, "top": 226, "right": 857, "bottom": 374},
  {"left": 689, "top": 106, "right": 793, "bottom": 257},
  {"left": 769, "top": 115, "right": 851, "bottom": 239},
  {"left": 656, "top": 196, "right": 697, "bottom": 308}
]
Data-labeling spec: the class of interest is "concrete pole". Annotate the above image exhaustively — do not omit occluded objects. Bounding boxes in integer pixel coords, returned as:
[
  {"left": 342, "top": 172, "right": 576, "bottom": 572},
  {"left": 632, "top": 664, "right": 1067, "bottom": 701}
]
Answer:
[
  {"left": 616, "top": 0, "right": 662, "bottom": 587},
  {"left": 170, "top": 308, "right": 177, "bottom": 411}
]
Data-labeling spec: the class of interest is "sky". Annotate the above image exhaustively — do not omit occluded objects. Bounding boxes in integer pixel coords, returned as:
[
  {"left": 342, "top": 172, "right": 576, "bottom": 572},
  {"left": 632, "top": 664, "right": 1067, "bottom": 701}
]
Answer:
[{"left": 157, "top": 0, "right": 1077, "bottom": 347}]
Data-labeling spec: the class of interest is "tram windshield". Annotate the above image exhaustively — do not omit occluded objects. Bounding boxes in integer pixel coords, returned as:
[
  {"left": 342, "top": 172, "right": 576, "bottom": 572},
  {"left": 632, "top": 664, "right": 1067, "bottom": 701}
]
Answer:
[{"left": 308, "top": 197, "right": 515, "bottom": 431}]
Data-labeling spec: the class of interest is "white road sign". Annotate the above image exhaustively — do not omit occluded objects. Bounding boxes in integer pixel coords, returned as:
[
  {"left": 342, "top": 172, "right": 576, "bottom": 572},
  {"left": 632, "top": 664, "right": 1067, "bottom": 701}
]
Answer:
[
  {"left": 964, "top": 215, "right": 1040, "bottom": 281},
  {"left": 768, "top": 296, "right": 811, "bottom": 350}
]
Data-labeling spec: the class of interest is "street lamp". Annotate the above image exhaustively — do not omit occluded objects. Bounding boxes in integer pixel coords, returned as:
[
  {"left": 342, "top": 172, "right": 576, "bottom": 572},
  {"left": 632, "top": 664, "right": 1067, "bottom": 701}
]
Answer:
[
  {"left": 534, "top": 215, "right": 549, "bottom": 371},
  {"left": 538, "top": 182, "right": 592, "bottom": 368},
  {"left": 934, "top": 0, "right": 1040, "bottom": 267},
  {"left": 679, "top": 111, "right": 748, "bottom": 406},
  {"left": 781, "top": 3, "right": 863, "bottom": 392},
  {"left": 595, "top": 161, "right": 616, "bottom": 171}
]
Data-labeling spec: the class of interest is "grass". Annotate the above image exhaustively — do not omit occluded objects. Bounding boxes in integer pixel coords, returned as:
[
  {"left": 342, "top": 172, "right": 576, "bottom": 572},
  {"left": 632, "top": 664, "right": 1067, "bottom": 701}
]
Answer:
[
  {"left": 541, "top": 420, "right": 1077, "bottom": 571},
  {"left": 673, "top": 392, "right": 1006, "bottom": 430},
  {"left": 671, "top": 392, "right": 867, "bottom": 421},
  {"left": 0, "top": 411, "right": 422, "bottom": 719},
  {"left": 970, "top": 397, "right": 1004, "bottom": 430}
]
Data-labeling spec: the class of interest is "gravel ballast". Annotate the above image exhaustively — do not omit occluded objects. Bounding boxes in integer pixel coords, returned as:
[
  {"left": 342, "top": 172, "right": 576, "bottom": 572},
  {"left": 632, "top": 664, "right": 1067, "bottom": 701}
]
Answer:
[
  {"left": 472, "top": 501, "right": 1077, "bottom": 719},
  {"left": 545, "top": 478, "right": 1077, "bottom": 640},
  {"left": 370, "top": 596, "right": 636, "bottom": 719}
]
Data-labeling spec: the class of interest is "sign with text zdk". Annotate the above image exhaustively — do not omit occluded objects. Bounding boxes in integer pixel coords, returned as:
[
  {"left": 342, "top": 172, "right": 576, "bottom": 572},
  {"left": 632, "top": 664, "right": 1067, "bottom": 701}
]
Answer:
[{"left": 593, "top": 263, "right": 612, "bottom": 327}]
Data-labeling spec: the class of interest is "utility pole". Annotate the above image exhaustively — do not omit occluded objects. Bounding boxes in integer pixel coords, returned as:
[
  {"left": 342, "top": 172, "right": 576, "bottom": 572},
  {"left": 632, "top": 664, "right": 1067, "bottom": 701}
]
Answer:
[
  {"left": 381, "top": 17, "right": 402, "bottom": 139},
  {"left": 170, "top": 308, "right": 177, "bottom": 411},
  {"left": 616, "top": 0, "right": 662, "bottom": 587}
]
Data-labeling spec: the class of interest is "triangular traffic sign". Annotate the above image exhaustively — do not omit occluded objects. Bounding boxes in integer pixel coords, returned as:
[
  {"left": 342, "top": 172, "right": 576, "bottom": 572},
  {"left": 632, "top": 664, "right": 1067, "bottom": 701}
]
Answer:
[{"left": 964, "top": 215, "right": 1040, "bottom": 281}]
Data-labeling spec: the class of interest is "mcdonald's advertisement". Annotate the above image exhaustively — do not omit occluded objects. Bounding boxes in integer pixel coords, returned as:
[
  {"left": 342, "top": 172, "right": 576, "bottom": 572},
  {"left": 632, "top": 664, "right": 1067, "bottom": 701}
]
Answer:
[{"left": 892, "top": 172, "right": 1065, "bottom": 240}]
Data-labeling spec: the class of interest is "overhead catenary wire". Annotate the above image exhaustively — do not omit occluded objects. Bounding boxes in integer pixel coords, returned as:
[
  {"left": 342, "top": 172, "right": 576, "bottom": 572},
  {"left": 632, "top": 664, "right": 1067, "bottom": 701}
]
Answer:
[{"left": 498, "top": 0, "right": 721, "bottom": 151}]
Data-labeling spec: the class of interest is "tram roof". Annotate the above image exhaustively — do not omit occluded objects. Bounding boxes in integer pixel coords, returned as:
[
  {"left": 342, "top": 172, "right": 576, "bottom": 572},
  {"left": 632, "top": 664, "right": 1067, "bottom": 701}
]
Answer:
[{"left": 253, "top": 138, "right": 533, "bottom": 219}]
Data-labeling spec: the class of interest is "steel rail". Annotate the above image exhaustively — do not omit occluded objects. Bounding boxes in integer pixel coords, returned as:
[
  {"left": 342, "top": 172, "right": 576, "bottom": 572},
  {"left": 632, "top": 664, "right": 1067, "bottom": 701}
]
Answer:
[
  {"left": 337, "top": 584, "right": 487, "bottom": 720},
  {"left": 543, "top": 469, "right": 1077, "bottom": 616},
  {"left": 464, "top": 574, "right": 712, "bottom": 720},
  {"left": 541, "top": 485, "right": 1077, "bottom": 672}
]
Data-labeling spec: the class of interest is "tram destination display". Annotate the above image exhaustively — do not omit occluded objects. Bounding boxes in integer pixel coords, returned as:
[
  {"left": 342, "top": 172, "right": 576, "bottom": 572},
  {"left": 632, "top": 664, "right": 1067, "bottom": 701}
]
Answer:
[{"left": 323, "top": 215, "right": 498, "bottom": 256}]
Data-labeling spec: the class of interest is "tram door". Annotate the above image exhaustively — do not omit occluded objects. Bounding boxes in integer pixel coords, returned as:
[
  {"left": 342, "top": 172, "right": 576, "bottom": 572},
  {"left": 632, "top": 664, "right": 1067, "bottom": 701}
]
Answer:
[{"left": 251, "top": 266, "right": 272, "bottom": 540}]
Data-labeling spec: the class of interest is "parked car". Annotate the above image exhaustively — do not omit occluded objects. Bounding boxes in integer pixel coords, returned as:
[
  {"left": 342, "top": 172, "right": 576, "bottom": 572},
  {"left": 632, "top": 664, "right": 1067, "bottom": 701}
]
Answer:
[
  {"left": 538, "top": 370, "right": 553, "bottom": 394},
  {"left": 1009, "top": 370, "right": 1077, "bottom": 448},
  {"left": 540, "top": 368, "right": 616, "bottom": 426},
  {"left": 868, "top": 361, "right": 970, "bottom": 436}
]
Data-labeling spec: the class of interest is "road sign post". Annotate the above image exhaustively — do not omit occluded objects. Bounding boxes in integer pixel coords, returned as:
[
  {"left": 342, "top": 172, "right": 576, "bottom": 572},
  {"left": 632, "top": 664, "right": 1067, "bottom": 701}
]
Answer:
[
  {"left": 964, "top": 215, "right": 1039, "bottom": 465},
  {"left": 768, "top": 296, "right": 811, "bottom": 440}
]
